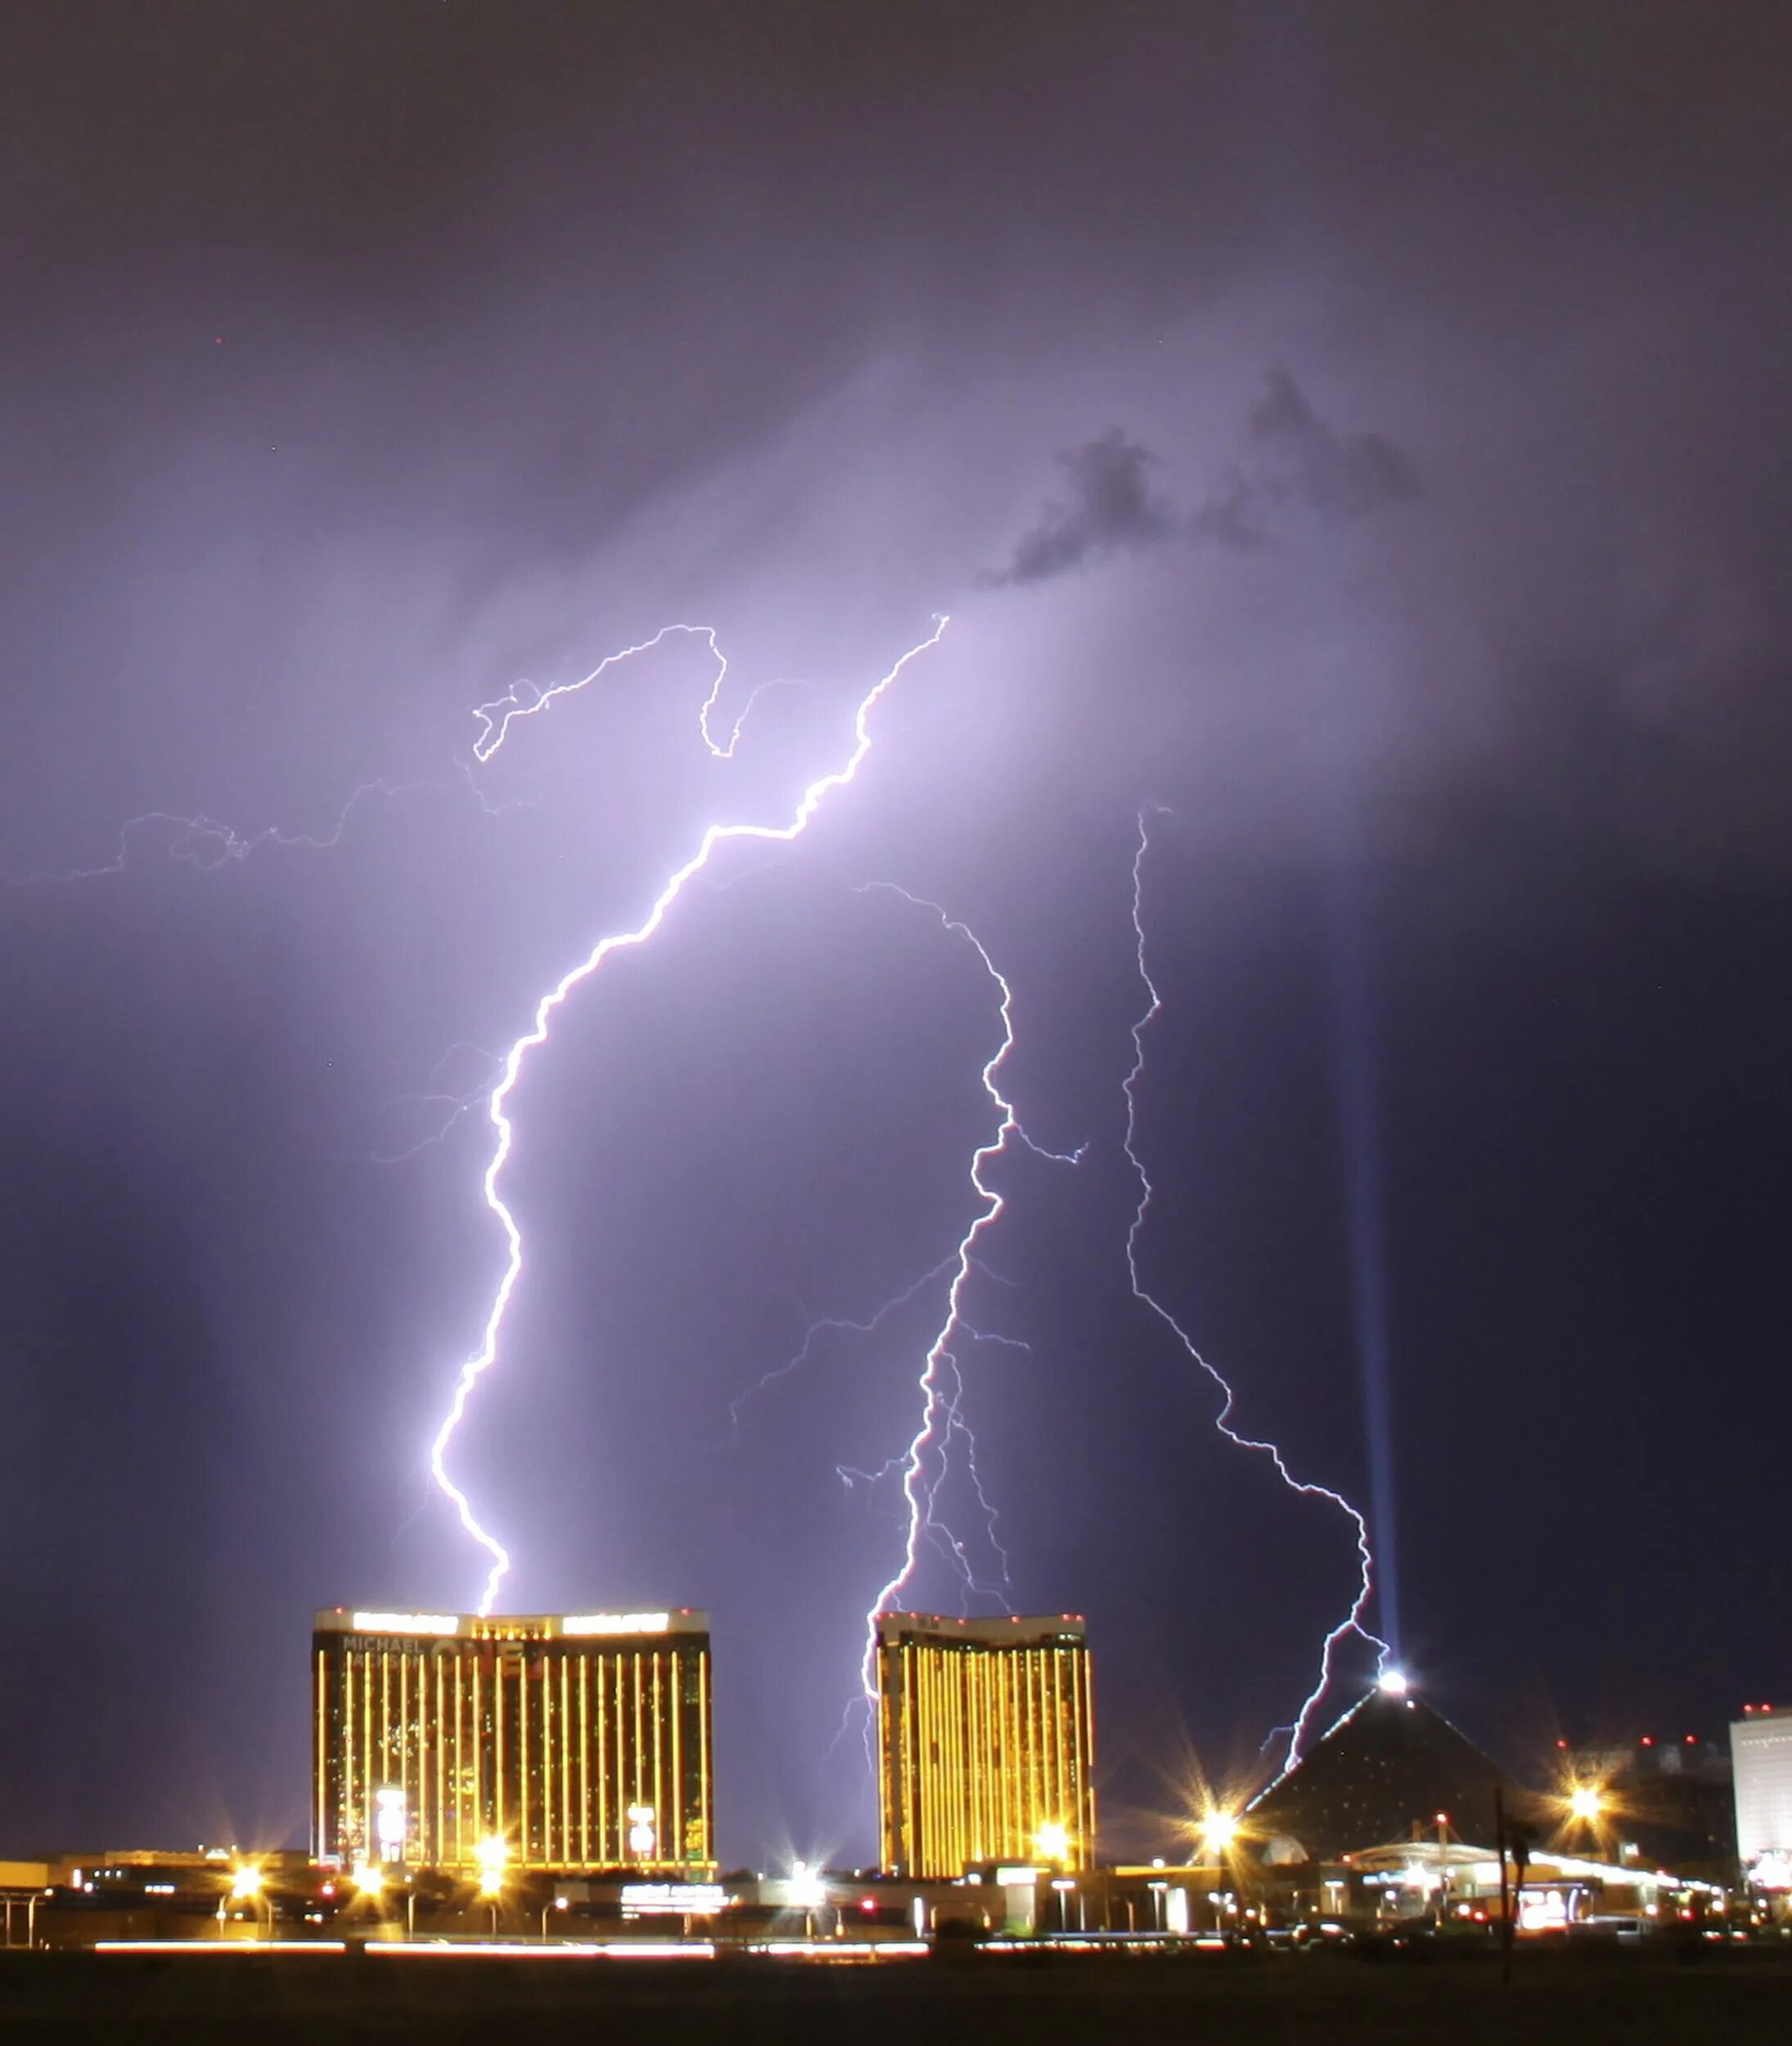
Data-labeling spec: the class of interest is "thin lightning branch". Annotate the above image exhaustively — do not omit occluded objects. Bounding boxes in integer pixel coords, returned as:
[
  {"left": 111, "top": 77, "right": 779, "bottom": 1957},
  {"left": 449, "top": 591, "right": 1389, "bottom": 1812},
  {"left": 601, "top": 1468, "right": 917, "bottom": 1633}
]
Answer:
[
  {"left": 471, "top": 623, "right": 804, "bottom": 765},
  {"left": 1123, "top": 806, "right": 1388, "bottom": 1769},
  {"left": 730, "top": 1273, "right": 1033, "bottom": 1440},
  {"left": 430, "top": 618, "right": 950, "bottom": 1616},
  {"left": 855, "top": 884, "right": 1082, "bottom": 1698},
  {"left": 728, "top": 1255, "right": 958, "bottom": 1432},
  {"left": 371, "top": 1043, "right": 507, "bottom": 1168},
  {"left": 18, "top": 765, "right": 513, "bottom": 886}
]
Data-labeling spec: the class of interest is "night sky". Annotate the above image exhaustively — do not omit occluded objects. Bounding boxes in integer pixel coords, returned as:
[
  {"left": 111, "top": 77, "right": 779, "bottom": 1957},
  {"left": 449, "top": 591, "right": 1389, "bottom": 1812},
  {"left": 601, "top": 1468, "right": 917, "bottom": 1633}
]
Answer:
[{"left": 4, "top": 2, "right": 1790, "bottom": 1868}]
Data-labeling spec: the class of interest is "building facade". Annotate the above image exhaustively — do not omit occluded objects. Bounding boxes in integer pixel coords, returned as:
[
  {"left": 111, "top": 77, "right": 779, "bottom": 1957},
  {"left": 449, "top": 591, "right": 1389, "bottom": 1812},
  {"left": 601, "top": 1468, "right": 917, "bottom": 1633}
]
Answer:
[
  {"left": 876, "top": 1612, "right": 1094, "bottom": 1878},
  {"left": 1733, "top": 1705, "right": 1792, "bottom": 1881},
  {"left": 313, "top": 1609, "right": 712, "bottom": 1873}
]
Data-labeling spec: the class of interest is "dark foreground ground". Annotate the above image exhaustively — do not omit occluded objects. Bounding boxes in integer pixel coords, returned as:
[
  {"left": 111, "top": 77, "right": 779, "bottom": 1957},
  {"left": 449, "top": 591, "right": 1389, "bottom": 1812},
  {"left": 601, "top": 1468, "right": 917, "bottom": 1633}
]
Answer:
[{"left": 1, "top": 1946, "right": 1789, "bottom": 2044}]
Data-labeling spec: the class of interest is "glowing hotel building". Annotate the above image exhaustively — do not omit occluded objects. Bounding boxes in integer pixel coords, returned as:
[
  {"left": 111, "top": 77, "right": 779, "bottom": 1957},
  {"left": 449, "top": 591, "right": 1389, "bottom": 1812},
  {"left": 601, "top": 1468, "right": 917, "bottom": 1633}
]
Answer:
[
  {"left": 876, "top": 1612, "right": 1095, "bottom": 1878},
  {"left": 313, "top": 1609, "right": 713, "bottom": 1872}
]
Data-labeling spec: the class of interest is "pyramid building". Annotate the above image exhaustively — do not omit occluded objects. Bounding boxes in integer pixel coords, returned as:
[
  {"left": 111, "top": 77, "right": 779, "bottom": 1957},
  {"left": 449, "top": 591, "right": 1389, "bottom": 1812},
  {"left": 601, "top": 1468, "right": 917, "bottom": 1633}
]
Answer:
[{"left": 1246, "top": 1683, "right": 1531, "bottom": 1863}]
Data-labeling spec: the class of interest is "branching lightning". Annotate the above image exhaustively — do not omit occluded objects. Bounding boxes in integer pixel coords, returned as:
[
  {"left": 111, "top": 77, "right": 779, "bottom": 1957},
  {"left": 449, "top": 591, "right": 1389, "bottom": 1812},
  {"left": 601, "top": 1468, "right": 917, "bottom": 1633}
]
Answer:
[
  {"left": 727, "top": 1254, "right": 958, "bottom": 1435},
  {"left": 430, "top": 619, "right": 950, "bottom": 1616},
  {"left": 1123, "top": 807, "right": 1388, "bottom": 1767},
  {"left": 17, "top": 765, "right": 512, "bottom": 886},
  {"left": 854, "top": 885, "right": 1083, "bottom": 1696},
  {"left": 471, "top": 622, "right": 803, "bottom": 766}
]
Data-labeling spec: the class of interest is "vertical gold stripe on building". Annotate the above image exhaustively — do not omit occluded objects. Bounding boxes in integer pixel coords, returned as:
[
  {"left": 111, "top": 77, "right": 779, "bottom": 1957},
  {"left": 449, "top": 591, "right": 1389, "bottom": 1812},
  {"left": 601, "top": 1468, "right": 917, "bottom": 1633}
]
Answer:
[
  {"left": 436, "top": 1650, "right": 447, "bottom": 1866},
  {"left": 579, "top": 1654, "right": 591, "bottom": 1866},
  {"left": 471, "top": 1651, "right": 482, "bottom": 1857},
  {"left": 313, "top": 1649, "right": 326, "bottom": 1859},
  {"left": 669, "top": 1651, "right": 683, "bottom": 1865},
  {"left": 494, "top": 1654, "right": 506, "bottom": 1839},
  {"left": 361, "top": 1644, "right": 370, "bottom": 1853},
  {"left": 597, "top": 1652, "right": 612, "bottom": 1863},
  {"left": 352, "top": 1653, "right": 362, "bottom": 1866},
  {"left": 650, "top": 1652, "right": 664, "bottom": 1865},
  {"left": 697, "top": 1647, "right": 711, "bottom": 1867},
  {"left": 520, "top": 1647, "right": 533, "bottom": 1863},
  {"left": 556, "top": 1653, "right": 567, "bottom": 1867},
  {"left": 398, "top": 1648, "right": 411, "bottom": 1858},
  {"left": 379, "top": 1647, "right": 390, "bottom": 1820},
  {"left": 628, "top": 1653, "right": 642, "bottom": 1832}
]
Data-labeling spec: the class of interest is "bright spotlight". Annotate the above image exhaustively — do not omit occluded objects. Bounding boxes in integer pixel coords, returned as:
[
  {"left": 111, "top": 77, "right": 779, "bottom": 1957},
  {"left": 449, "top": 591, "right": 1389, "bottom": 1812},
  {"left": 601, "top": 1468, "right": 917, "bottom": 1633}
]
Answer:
[
  {"left": 787, "top": 1859, "right": 828, "bottom": 1911},
  {"left": 475, "top": 1834, "right": 508, "bottom": 1898},
  {"left": 1199, "top": 1812, "right": 1239, "bottom": 1855},
  {"left": 1032, "top": 1822, "right": 1070, "bottom": 1863},
  {"left": 1567, "top": 1785, "right": 1605, "bottom": 1824},
  {"left": 228, "top": 1863, "right": 263, "bottom": 1901},
  {"left": 1376, "top": 1667, "right": 1410, "bottom": 1697},
  {"left": 350, "top": 1859, "right": 385, "bottom": 1898}
]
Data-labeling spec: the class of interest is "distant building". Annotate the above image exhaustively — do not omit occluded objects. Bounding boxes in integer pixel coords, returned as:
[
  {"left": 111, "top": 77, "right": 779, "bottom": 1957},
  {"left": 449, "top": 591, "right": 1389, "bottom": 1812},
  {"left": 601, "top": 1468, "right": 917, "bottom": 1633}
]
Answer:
[
  {"left": 876, "top": 1612, "right": 1094, "bottom": 1878},
  {"left": 1733, "top": 1703, "right": 1792, "bottom": 1883},
  {"left": 1560, "top": 1731, "right": 1734, "bottom": 1871},
  {"left": 312, "top": 1608, "right": 712, "bottom": 1873}
]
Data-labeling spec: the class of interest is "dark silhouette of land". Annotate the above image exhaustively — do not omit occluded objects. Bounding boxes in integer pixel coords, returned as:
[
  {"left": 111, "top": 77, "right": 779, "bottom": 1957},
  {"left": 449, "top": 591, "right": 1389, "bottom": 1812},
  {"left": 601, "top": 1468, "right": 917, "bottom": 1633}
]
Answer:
[{"left": 1, "top": 1945, "right": 1787, "bottom": 2044}]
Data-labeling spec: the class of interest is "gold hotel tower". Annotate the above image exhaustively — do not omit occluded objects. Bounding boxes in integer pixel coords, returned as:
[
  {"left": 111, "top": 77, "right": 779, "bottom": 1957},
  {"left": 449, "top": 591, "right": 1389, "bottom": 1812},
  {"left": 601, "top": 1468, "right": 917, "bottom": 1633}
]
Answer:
[
  {"left": 876, "top": 1612, "right": 1095, "bottom": 1878},
  {"left": 312, "top": 1608, "right": 712, "bottom": 1872}
]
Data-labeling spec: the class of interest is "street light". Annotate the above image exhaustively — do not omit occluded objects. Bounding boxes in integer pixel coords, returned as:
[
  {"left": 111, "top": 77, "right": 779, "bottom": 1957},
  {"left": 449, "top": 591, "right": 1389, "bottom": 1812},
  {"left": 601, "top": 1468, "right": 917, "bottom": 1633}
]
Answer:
[
  {"left": 540, "top": 1895, "right": 569, "bottom": 1941},
  {"left": 1198, "top": 1811, "right": 1238, "bottom": 1856},
  {"left": 1568, "top": 1785, "right": 1604, "bottom": 1826},
  {"left": 1033, "top": 1821, "right": 1070, "bottom": 1866},
  {"left": 475, "top": 1836, "right": 507, "bottom": 1937},
  {"left": 225, "top": 1862, "right": 270, "bottom": 1941},
  {"left": 1197, "top": 1813, "right": 1240, "bottom": 1933},
  {"left": 789, "top": 1860, "right": 827, "bottom": 1938}
]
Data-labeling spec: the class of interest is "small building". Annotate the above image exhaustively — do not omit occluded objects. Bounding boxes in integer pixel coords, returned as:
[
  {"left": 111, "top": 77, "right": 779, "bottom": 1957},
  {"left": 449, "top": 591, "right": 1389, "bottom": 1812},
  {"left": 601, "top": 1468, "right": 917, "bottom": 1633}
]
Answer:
[{"left": 1336, "top": 1836, "right": 1724, "bottom": 1929}]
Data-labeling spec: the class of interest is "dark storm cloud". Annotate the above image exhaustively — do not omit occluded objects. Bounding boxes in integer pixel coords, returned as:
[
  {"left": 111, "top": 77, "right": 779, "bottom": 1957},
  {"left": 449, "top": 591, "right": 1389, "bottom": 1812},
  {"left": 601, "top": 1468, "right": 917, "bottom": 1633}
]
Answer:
[
  {"left": 1247, "top": 367, "right": 1421, "bottom": 521},
  {"left": 984, "top": 372, "right": 1419, "bottom": 585},
  {"left": 979, "top": 427, "right": 1177, "bottom": 587}
]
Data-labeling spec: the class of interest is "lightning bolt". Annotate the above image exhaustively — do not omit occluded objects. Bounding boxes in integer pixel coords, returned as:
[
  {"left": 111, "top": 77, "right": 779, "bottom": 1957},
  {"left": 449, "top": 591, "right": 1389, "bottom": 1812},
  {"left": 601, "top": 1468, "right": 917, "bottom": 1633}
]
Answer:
[
  {"left": 1123, "top": 807, "right": 1388, "bottom": 1767},
  {"left": 430, "top": 617, "right": 950, "bottom": 1615},
  {"left": 855, "top": 885, "right": 1082, "bottom": 1696}
]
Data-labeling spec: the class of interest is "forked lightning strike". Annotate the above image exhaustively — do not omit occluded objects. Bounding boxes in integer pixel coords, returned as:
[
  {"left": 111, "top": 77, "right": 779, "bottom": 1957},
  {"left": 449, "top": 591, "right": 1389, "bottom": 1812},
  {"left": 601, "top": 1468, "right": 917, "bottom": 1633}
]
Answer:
[
  {"left": 1124, "top": 808, "right": 1388, "bottom": 1765},
  {"left": 856, "top": 886, "right": 1081, "bottom": 1697},
  {"left": 430, "top": 619, "right": 950, "bottom": 1615}
]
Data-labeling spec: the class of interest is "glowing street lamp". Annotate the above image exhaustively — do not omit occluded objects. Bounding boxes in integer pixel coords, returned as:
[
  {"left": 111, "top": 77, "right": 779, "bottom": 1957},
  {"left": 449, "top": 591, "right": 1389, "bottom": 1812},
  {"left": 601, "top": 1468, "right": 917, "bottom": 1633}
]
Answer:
[
  {"left": 1567, "top": 1784, "right": 1605, "bottom": 1826},
  {"left": 349, "top": 1859, "right": 385, "bottom": 1902},
  {"left": 1198, "top": 1811, "right": 1239, "bottom": 1857},
  {"left": 788, "top": 1859, "right": 828, "bottom": 1937},
  {"left": 223, "top": 1861, "right": 270, "bottom": 1940},
  {"left": 475, "top": 1835, "right": 507, "bottom": 1936},
  {"left": 1033, "top": 1821, "right": 1071, "bottom": 1867}
]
